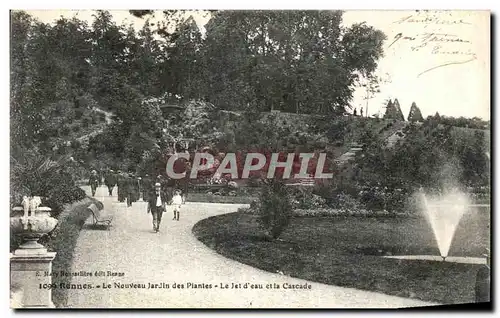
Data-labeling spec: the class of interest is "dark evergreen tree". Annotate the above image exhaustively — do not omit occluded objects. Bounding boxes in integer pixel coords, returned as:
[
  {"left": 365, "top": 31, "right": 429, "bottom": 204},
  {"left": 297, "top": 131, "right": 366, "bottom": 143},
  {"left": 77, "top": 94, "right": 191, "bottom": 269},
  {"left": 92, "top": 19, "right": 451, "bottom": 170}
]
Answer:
[{"left": 407, "top": 102, "right": 424, "bottom": 122}]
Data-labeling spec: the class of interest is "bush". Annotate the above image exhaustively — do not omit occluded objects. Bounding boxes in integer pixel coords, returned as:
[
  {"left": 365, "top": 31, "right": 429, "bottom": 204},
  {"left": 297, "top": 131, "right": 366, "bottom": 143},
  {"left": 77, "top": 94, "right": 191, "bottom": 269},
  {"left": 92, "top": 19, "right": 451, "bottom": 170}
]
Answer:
[
  {"left": 258, "top": 180, "right": 293, "bottom": 239},
  {"left": 82, "top": 117, "right": 90, "bottom": 128},
  {"left": 60, "top": 125, "right": 70, "bottom": 137},
  {"left": 328, "top": 193, "right": 363, "bottom": 212},
  {"left": 99, "top": 113, "right": 106, "bottom": 123},
  {"left": 74, "top": 108, "right": 84, "bottom": 119},
  {"left": 45, "top": 186, "right": 86, "bottom": 218},
  {"left": 41, "top": 197, "right": 101, "bottom": 307},
  {"left": 292, "top": 208, "right": 408, "bottom": 217},
  {"left": 247, "top": 175, "right": 262, "bottom": 187},
  {"left": 71, "top": 139, "right": 82, "bottom": 149},
  {"left": 10, "top": 152, "right": 86, "bottom": 218},
  {"left": 360, "top": 188, "right": 385, "bottom": 211},
  {"left": 289, "top": 187, "right": 326, "bottom": 209}
]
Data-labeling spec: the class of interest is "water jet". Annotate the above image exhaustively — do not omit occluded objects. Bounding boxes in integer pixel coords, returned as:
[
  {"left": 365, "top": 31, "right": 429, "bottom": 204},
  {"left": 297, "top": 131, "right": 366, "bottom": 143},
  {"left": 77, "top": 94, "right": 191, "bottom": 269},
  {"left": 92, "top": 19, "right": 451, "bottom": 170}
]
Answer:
[{"left": 420, "top": 188, "right": 470, "bottom": 260}]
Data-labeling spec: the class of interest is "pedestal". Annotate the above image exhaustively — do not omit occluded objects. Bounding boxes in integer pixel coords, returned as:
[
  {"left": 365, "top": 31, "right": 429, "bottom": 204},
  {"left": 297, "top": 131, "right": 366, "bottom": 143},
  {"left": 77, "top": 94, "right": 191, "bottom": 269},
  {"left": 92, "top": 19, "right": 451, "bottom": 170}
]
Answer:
[{"left": 10, "top": 249, "right": 57, "bottom": 308}]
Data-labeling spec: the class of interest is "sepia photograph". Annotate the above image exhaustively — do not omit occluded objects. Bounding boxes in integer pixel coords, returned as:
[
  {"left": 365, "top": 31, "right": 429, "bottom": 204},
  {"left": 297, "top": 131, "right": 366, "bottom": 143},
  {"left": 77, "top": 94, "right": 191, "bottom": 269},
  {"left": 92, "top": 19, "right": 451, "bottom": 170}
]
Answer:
[{"left": 9, "top": 8, "right": 491, "bottom": 309}]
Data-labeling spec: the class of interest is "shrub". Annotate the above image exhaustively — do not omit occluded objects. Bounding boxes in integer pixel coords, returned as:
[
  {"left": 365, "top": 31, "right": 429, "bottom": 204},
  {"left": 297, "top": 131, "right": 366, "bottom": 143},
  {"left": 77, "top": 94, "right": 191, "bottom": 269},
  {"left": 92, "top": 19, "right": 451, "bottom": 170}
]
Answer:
[
  {"left": 360, "top": 188, "right": 385, "bottom": 211},
  {"left": 292, "top": 208, "right": 407, "bottom": 217},
  {"left": 82, "top": 117, "right": 90, "bottom": 128},
  {"left": 10, "top": 151, "right": 86, "bottom": 218},
  {"left": 247, "top": 175, "right": 262, "bottom": 187},
  {"left": 329, "top": 193, "right": 363, "bottom": 212},
  {"left": 40, "top": 198, "right": 101, "bottom": 307},
  {"left": 258, "top": 180, "right": 293, "bottom": 239},
  {"left": 45, "top": 185, "right": 86, "bottom": 218},
  {"left": 289, "top": 186, "right": 326, "bottom": 209},
  {"left": 99, "top": 113, "right": 106, "bottom": 122},
  {"left": 71, "top": 139, "right": 81, "bottom": 149},
  {"left": 74, "top": 108, "right": 84, "bottom": 119},
  {"left": 60, "top": 125, "right": 70, "bottom": 136}
]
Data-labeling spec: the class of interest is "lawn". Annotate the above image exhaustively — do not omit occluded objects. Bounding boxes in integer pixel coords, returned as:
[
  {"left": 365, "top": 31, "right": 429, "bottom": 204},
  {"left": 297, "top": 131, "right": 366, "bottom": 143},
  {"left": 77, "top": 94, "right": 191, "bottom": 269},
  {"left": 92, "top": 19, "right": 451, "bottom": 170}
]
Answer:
[{"left": 192, "top": 206, "right": 490, "bottom": 305}]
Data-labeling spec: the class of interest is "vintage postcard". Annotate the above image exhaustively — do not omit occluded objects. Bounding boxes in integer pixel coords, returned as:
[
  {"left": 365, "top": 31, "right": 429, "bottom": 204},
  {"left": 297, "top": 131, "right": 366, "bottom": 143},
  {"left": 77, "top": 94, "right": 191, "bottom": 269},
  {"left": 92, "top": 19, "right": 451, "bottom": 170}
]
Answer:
[{"left": 10, "top": 9, "right": 490, "bottom": 309}]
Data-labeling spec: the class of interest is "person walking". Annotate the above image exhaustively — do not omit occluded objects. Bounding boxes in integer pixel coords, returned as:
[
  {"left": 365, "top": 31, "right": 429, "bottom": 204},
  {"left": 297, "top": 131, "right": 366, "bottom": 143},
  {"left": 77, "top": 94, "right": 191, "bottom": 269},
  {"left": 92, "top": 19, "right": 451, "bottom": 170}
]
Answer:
[
  {"left": 171, "top": 189, "right": 183, "bottom": 221},
  {"left": 147, "top": 183, "right": 169, "bottom": 233},
  {"left": 104, "top": 169, "right": 117, "bottom": 196},
  {"left": 117, "top": 171, "right": 126, "bottom": 202},
  {"left": 134, "top": 176, "right": 142, "bottom": 202},
  {"left": 89, "top": 170, "right": 100, "bottom": 197},
  {"left": 126, "top": 173, "right": 135, "bottom": 207}
]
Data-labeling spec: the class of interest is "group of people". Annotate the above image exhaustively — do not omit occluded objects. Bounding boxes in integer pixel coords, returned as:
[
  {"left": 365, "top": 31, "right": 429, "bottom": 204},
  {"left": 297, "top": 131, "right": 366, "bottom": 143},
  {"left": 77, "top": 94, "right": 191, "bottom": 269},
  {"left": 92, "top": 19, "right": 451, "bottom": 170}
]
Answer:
[{"left": 89, "top": 169, "right": 188, "bottom": 233}]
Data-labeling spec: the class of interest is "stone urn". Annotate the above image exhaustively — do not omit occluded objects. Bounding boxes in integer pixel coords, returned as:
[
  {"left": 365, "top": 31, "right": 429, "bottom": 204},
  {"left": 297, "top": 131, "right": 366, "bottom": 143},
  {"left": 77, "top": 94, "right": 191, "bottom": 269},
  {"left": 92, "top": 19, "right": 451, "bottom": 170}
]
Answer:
[{"left": 10, "top": 196, "right": 58, "bottom": 254}]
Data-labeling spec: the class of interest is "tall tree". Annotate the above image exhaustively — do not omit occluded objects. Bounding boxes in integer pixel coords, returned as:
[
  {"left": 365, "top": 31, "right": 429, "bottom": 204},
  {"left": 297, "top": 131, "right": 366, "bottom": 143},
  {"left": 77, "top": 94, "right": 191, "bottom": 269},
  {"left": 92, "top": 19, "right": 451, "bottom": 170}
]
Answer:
[
  {"left": 384, "top": 98, "right": 405, "bottom": 121},
  {"left": 201, "top": 11, "right": 387, "bottom": 114},
  {"left": 167, "top": 16, "right": 204, "bottom": 100},
  {"left": 407, "top": 102, "right": 424, "bottom": 122}
]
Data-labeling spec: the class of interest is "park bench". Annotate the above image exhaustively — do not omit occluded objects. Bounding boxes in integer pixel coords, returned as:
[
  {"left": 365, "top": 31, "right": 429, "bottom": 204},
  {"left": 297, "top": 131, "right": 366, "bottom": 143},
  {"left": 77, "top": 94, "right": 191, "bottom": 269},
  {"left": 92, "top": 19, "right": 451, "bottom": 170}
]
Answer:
[{"left": 87, "top": 203, "right": 113, "bottom": 230}]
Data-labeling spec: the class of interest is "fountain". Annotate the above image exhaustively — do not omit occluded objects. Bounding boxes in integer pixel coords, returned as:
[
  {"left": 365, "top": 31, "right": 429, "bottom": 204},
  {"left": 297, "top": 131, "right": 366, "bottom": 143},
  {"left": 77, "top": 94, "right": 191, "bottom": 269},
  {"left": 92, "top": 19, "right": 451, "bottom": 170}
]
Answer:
[
  {"left": 384, "top": 188, "right": 489, "bottom": 265},
  {"left": 420, "top": 188, "right": 469, "bottom": 261},
  {"left": 10, "top": 196, "right": 58, "bottom": 308}
]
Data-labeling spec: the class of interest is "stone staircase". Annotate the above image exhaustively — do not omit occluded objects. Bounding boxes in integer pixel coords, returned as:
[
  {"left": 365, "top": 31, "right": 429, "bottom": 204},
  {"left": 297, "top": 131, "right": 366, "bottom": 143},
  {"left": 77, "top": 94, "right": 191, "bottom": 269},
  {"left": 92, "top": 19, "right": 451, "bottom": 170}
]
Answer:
[
  {"left": 334, "top": 142, "right": 365, "bottom": 167},
  {"left": 383, "top": 121, "right": 410, "bottom": 148},
  {"left": 333, "top": 121, "right": 410, "bottom": 172}
]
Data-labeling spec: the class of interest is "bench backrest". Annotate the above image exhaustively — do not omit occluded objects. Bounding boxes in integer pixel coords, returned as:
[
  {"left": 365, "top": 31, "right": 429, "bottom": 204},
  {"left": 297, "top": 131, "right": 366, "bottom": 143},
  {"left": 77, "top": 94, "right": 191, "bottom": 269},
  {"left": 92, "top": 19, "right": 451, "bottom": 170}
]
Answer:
[{"left": 87, "top": 203, "right": 102, "bottom": 217}]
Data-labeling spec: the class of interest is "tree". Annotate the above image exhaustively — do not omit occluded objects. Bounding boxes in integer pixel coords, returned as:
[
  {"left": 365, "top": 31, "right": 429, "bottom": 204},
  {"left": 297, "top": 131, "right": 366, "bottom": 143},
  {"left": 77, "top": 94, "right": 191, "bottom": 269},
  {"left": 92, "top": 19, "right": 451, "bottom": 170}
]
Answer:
[
  {"left": 360, "top": 74, "right": 381, "bottom": 117},
  {"left": 166, "top": 16, "right": 204, "bottom": 100},
  {"left": 392, "top": 99, "right": 405, "bottom": 121},
  {"left": 407, "top": 102, "right": 424, "bottom": 122},
  {"left": 201, "top": 11, "right": 387, "bottom": 114},
  {"left": 258, "top": 179, "right": 293, "bottom": 240},
  {"left": 384, "top": 98, "right": 405, "bottom": 121}
]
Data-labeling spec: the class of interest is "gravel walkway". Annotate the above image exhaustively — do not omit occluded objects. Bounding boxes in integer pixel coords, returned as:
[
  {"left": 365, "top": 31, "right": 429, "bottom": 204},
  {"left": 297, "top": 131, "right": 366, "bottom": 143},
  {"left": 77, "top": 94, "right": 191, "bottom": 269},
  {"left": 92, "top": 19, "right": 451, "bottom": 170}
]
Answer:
[{"left": 66, "top": 186, "right": 438, "bottom": 308}]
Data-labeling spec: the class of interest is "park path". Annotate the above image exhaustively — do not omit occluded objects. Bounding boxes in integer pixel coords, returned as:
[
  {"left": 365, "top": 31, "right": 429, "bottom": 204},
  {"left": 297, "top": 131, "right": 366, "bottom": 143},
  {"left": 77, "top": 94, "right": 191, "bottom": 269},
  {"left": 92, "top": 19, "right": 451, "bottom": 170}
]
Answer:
[{"left": 66, "top": 186, "right": 438, "bottom": 308}]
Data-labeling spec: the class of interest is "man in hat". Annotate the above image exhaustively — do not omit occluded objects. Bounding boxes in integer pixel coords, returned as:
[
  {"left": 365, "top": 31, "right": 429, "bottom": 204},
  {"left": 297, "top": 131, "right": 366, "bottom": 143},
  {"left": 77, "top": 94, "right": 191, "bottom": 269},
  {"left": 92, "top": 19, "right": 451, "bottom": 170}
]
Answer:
[
  {"left": 104, "top": 169, "right": 117, "bottom": 196},
  {"left": 147, "top": 183, "right": 170, "bottom": 233},
  {"left": 88, "top": 170, "right": 100, "bottom": 197}
]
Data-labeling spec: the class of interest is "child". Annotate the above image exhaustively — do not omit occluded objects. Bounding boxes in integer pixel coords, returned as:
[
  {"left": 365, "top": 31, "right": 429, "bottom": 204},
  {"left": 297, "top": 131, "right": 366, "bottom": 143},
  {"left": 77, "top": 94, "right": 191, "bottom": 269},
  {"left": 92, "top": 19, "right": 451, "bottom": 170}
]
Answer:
[{"left": 172, "top": 189, "right": 183, "bottom": 221}]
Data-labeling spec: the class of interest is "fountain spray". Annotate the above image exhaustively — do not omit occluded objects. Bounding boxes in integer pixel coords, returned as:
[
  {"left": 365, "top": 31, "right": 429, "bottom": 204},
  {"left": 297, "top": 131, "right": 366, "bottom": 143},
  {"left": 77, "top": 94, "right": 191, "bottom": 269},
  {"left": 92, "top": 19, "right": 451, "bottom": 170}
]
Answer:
[{"left": 419, "top": 187, "right": 470, "bottom": 260}]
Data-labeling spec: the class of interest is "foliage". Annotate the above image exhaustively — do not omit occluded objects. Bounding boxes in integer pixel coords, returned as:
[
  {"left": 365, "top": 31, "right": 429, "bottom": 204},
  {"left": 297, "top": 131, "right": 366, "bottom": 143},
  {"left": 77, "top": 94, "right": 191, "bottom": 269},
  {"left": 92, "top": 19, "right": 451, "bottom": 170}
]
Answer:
[
  {"left": 258, "top": 180, "right": 293, "bottom": 239},
  {"left": 10, "top": 146, "right": 86, "bottom": 217},
  {"left": 358, "top": 121, "right": 490, "bottom": 193},
  {"left": 41, "top": 198, "right": 102, "bottom": 307},
  {"left": 407, "top": 102, "right": 424, "bottom": 122},
  {"left": 202, "top": 11, "right": 386, "bottom": 114},
  {"left": 426, "top": 114, "right": 490, "bottom": 130},
  {"left": 289, "top": 187, "right": 327, "bottom": 209},
  {"left": 10, "top": 10, "right": 490, "bottom": 218},
  {"left": 383, "top": 99, "right": 405, "bottom": 121}
]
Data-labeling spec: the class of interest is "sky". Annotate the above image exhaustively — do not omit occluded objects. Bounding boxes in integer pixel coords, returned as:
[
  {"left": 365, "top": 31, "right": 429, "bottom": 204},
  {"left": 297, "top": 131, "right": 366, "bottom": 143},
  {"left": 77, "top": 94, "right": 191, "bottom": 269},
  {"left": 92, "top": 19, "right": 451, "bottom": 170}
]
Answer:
[{"left": 26, "top": 9, "right": 490, "bottom": 120}]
